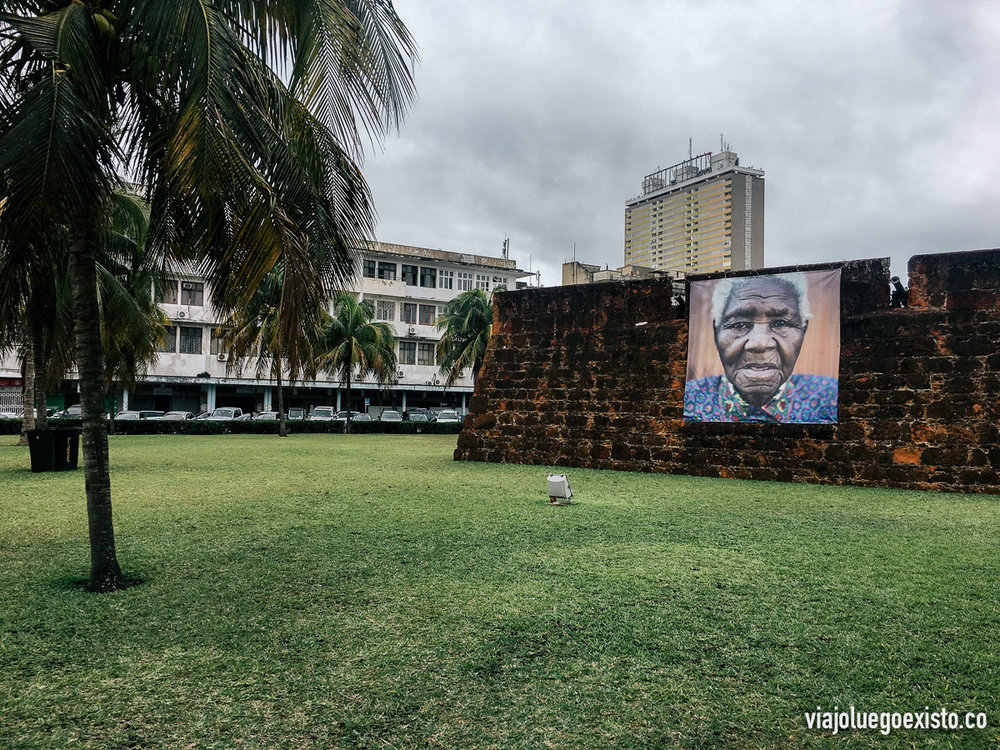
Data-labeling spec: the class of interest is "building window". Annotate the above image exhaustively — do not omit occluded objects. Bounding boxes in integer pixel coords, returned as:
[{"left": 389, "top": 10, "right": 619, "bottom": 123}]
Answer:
[
  {"left": 179, "top": 326, "right": 202, "bottom": 354},
  {"left": 418, "top": 343, "right": 435, "bottom": 366},
  {"left": 377, "top": 261, "right": 397, "bottom": 280},
  {"left": 419, "top": 267, "right": 436, "bottom": 288},
  {"left": 493, "top": 276, "right": 508, "bottom": 289},
  {"left": 418, "top": 304, "right": 436, "bottom": 326},
  {"left": 159, "top": 280, "right": 178, "bottom": 305},
  {"left": 375, "top": 300, "right": 395, "bottom": 321},
  {"left": 401, "top": 264, "right": 418, "bottom": 286},
  {"left": 401, "top": 303, "right": 417, "bottom": 324},
  {"left": 476, "top": 274, "right": 490, "bottom": 291},
  {"left": 399, "top": 341, "right": 416, "bottom": 365},
  {"left": 457, "top": 271, "right": 473, "bottom": 291},
  {"left": 363, "top": 259, "right": 376, "bottom": 278},
  {"left": 438, "top": 270, "right": 454, "bottom": 290},
  {"left": 159, "top": 325, "right": 176, "bottom": 353},
  {"left": 180, "top": 281, "right": 204, "bottom": 306},
  {"left": 210, "top": 328, "right": 228, "bottom": 355}
]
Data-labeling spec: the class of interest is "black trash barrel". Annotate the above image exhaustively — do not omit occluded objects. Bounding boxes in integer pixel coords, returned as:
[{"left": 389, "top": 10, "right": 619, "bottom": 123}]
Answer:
[
  {"left": 26, "top": 429, "right": 54, "bottom": 473},
  {"left": 52, "top": 428, "right": 81, "bottom": 471}
]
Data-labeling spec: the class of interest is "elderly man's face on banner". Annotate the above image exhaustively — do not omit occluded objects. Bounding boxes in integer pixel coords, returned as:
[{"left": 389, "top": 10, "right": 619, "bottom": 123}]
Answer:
[{"left": 714, "top": 277, "right": 807, "bottom": 407}]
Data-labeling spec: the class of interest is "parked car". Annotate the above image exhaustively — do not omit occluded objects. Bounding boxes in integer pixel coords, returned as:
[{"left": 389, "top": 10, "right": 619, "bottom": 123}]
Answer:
[
  {"left": 0, "top": 410, "right": 17, "bottom": 418},
  {"left": 333, "top": 410, "right": 363, "bottom": 421},
  {"left": 407, "top": 407, "right": 431, "bottom": 420},
  {"left": 55, "top": 404, "right": 83, "bottom": 418},
  {"left": 308, "top": 406, "right": 338, "bottom": 420},
  {"left": 287, "top": 407, "right": 306, "bottom": 420},
  {"left": 379, "top": 409, "right": 403, "bottom": 422},
  {"left": 253, "top": 411, "right": 279, "bottom": 420},
  {"left": 161, "top": 411, "right": 195, "bottom": 421},
  {"left": 352, "top": 412, "right": 374, "bottom": 422},
  {"left": 435, "top": 409, "right": 461, "bottom": 423},
  {"left": 204, "top": 407, "right": 243, "bottom": 420},
  {"left": 113, "top": 409, "right": 164, "bottom": 421},
  {"left": 408, "top": 412, "right": 432, "bottom": 422}
]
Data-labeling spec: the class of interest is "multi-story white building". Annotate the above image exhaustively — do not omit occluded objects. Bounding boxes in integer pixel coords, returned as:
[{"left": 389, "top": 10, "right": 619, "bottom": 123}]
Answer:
[{"left": 0, "top": 242, "right": 529, "bottom": 416}]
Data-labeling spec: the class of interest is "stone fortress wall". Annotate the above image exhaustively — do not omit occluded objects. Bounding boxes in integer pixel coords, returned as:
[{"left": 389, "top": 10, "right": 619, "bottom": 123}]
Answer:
[{"left": 455, "top": 249, "right": 1000, "bottom": 494}]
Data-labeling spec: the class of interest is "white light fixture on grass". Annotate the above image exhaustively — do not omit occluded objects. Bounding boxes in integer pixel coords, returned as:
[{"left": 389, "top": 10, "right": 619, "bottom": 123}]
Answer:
[{"left": 547, "top": 474, "right": 573, "bottom": 505}]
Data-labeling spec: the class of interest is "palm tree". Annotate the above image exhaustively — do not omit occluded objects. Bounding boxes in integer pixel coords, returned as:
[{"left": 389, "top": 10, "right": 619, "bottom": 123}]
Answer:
[
  {"left": 4, "top": 252, "right": 75, "bottom": 437},
  {"left": 320, "top": 292, "right": 397, "bottom": 433},
  {"left": 220, "top": 266, "right": 327, "bottom": 438},
  {"left": 436, "top": 288, "right": 495, "bottom": 386},
  {"left": 0, "top": 233, "right": 70, "bottom": 439},
  {"left": 1, "top": 191, "right": 164, "bottom": 435},
  {"left": 0, "top": 2, "right": 415, "bottom": 591},
  {"left": 96, "top": 192, "right": 167, "bottom": 423}
]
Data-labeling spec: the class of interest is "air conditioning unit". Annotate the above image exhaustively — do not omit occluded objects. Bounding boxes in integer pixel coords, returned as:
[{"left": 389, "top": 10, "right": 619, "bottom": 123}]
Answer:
[
  {"left": 397, "top": 370, "right": 404, "bottom": 379},
  {"left": 181, "top": 281, "right": 197, "bottom": 290},
  {"left": 217, "top": 353, "right": 227, "bottom": 361},
  {"left": 459, "top": 370, "right": 467, "bottom": 378},
  {"left": 177, "top": 311, "right": 186, "bottom": 319},
  {"left": 407, "top": 326, "right": 416, "bottom": 335}
]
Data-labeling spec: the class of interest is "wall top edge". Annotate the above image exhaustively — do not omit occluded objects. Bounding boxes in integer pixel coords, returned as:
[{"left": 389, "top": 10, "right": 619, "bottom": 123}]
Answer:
[{"left": 685, "top": 258, "right": 889, "bottom": 283}]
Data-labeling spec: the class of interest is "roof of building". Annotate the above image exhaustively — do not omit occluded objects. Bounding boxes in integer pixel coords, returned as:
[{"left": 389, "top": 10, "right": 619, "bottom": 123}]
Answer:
[{"left": 368, "top": 241, "right": 528, "bottom": 275}]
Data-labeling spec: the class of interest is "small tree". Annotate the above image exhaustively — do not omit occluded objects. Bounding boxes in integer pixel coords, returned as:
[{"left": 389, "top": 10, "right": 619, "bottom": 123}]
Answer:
[
  {"left": 3, "top": 192, "right": 161, "bottom": 435},
  {"left": 221, "top": 266, "right": 327, "bottom": 438},
  {"left": 98, "top": 192, "right": 167, "bottom": 424},
  {"left": 320, "top": 292, "right": 396, "bottom": 433},
  {"left": 436, "top": 288, "right": 495, "bottom": 386}
]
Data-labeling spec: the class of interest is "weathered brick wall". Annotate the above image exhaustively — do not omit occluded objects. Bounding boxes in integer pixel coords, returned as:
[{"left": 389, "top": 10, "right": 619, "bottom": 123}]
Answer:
[{"left": 456, "top": 249, "right": 1000, "bottom": 494}]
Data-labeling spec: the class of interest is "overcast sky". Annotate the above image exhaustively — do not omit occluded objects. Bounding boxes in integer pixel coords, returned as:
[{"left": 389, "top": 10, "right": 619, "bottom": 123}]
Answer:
[{"left": 364, "top": 0, "right": 1000, "bottom": 286}]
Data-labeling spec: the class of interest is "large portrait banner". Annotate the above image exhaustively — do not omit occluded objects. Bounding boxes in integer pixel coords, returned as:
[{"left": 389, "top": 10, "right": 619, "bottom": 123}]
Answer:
[{"left": 683, "top": 269, "right": 841, "bottom": 424}]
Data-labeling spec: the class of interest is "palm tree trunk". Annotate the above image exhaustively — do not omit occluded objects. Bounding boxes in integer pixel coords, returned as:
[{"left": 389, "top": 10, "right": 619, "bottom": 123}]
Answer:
[
  {"left": 275, "top": 363, "right": 287, "bottom": 438},
  {"left": 30, "top": 309, "right": 48, "bottom": 430},
  {"left": 69, "top": 217, "right": 126, "bottom": 593},
  {"left": 17, "top": 332, "right": 34, "bottom": 446},
  {"left": 106, "top": 384, "right": 116, "bottom": 435},
  {"left": 344, "top": 368, "right": 352, "bottom": 435}
]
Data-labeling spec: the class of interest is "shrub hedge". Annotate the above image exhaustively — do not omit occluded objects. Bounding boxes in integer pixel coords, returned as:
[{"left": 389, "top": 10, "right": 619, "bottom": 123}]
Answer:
[
  {"left": 0, "top": 417, "right": 463, "bottom": 436},
  {"left": 0, "top": 418, "right": 21, "bottom": 436}
]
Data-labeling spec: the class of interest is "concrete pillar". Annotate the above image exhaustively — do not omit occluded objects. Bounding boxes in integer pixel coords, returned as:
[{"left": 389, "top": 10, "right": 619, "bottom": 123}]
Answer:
[
  {"left": 206, "top": 383, "right": 217, "bottom": 411},
  {"left": 401, "top": 390, "right": 407, "bottom": 411},
  {"left": 263, "top": 387, "right": 272, "bottom": 411},
  {"left": 336, "top": 389, "right": 341, "bottom": 412},
  {"left": 122, "top": 388, "right": 129, "bottom": 411},
  {"left": 462, "top": 392, "right": 467, "bottom": 411}
]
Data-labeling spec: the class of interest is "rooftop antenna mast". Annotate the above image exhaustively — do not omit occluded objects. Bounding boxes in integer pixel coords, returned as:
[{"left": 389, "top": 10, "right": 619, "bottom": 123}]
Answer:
[
  {"left": 501, "top": 236, "right": 509, "bottom": 260},
  {"left": 688, "top": 137, "right": 693, "bottom": 160}
]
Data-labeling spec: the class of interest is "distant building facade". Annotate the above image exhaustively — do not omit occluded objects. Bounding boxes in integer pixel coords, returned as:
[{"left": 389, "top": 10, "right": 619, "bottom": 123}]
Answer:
[
  {"left": 624, "top": 149, "right": 764, "bottom": 275},
  {"left": 561, "top": 261, "right": 663, "bottom": 286},
  {"left": 0, "top": 243, "right": 529, "bottom": 416}
]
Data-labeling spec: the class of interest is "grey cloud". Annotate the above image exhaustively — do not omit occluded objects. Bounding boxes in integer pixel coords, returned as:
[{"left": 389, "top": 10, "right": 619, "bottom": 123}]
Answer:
[{"left": 365, "top": 0, "right": 1000, "bottom": 284}]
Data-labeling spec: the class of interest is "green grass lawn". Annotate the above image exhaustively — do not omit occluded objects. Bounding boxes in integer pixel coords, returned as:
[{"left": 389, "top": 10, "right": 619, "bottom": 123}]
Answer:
[{"left": 1, "top": 434, "right": 998, "bottom": 749}]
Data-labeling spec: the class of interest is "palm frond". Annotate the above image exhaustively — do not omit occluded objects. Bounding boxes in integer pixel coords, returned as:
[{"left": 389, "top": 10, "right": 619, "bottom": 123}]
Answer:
[
  {"left": 320, "top": 290, "right": 396, "bottom": 386},
  {"left": 436, "top": 288, "right": 494, "bottom": 385}
]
